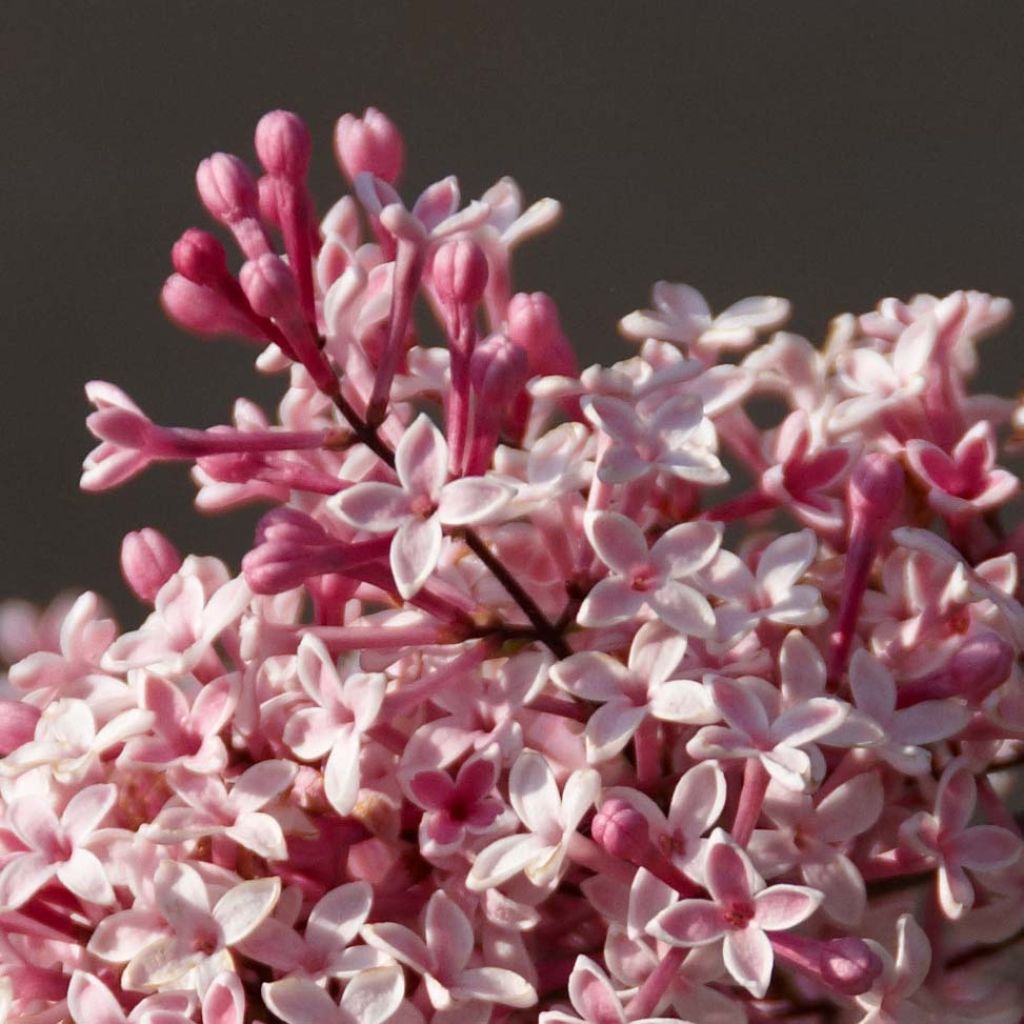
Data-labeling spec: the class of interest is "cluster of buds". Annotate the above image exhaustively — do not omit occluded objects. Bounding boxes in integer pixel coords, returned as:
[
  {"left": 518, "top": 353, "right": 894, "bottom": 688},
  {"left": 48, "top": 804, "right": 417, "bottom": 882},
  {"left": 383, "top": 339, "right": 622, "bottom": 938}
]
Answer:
[{"left": 1, "top": 107, "right": 1023, "bottom": 1024}]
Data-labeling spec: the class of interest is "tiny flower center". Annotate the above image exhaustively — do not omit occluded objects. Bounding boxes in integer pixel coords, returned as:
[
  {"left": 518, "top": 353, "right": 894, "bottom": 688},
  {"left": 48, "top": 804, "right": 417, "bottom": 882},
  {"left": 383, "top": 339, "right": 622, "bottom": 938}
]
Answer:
[
  {"left": 410, "top": 494, "right": 437, "bottom": 518},
  {"left": 723, "top": 901, "right": 755, "bottom": 929},
  {"left": 629, "top": 563, "right": 657, "bottom": 592}
]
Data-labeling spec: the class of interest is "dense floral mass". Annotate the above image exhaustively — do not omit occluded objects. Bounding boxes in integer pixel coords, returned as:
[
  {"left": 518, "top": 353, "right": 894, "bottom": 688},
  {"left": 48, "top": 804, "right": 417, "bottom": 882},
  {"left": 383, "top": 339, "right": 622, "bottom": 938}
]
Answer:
[{"left": 2, "top": 107, "right": 1024, "bottom": 1023}]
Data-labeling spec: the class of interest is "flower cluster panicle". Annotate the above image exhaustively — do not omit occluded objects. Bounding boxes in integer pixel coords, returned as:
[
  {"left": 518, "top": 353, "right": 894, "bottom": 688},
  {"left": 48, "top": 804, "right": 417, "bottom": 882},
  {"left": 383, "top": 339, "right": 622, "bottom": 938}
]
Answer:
[{"left": 2, "top": 107, "right": 1024, "bottom": 1024}]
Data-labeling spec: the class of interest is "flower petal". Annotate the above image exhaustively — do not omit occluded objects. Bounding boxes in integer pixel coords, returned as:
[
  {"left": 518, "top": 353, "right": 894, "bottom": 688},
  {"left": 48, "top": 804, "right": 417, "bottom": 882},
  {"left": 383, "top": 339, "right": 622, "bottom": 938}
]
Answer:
[
  {"left": 648, "top": 900, "right": 727, "bottom": 946},
  {"left": 396, "top": 414, "right": 448, "bottom": 499},
  {"left": 723, "top": 926, "right": 774, "bottom": 997},
  {"left": 753, "top": 884, "right": 822, "bottom": 931},
  {"left": 390, "top": 515, "right": 443, "bottom": 599},
  {"left": 437, "top": 477, "right": 512, "bottom": 525}
]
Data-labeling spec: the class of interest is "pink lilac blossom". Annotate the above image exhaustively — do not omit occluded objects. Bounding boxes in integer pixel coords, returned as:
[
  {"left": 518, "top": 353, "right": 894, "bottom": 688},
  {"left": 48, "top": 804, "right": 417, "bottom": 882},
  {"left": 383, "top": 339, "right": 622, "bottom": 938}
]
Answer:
[{"left": 0, "top": 107, "right": 1022, "bottom": 1024}]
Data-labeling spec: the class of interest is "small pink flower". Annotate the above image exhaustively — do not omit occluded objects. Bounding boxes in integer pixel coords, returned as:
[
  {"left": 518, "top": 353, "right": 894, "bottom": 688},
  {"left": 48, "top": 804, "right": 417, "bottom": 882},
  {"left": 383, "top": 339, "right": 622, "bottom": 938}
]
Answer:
[
  {"left": 578, "top": 512, "right": 722, "bottom": 636},
  {"left": 262, "top": 967, "right": 406, "bottom": 1024},
  {"left": 648, "top": 830, "right": 822, "bottom": 998},
  {"left": 900, "top": 757, "right": 1022, "bottom": 918},
  {"left": 330, "top": 413, "right": 512, "bottom": 597},
  {"left": 538, "top": 954, "right": 673, "bottom": 1024}
]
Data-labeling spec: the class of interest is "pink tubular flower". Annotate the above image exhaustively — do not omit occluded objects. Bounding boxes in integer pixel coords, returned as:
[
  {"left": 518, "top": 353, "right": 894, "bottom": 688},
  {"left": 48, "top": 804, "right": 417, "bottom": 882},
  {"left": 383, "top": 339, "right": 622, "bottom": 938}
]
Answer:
[
  {"left": 899, "top": 757, "right": 1022, "bottom": 918},
  {"left": 578, "top": 512, "right": 722, "bottom": 636},
  {"left": 330, "top": 413, "right": 512, "bottom": 597},
  {"left": 648, "top": 830, "right": 822, "bottom": 998}
]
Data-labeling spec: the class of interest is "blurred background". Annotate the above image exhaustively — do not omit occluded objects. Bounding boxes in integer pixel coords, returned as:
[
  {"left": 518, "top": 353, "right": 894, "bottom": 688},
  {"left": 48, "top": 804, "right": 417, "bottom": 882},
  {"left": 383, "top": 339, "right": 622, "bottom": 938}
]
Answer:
[{"left": 3, "top": 1, "right": 1024, "bottom": 621}]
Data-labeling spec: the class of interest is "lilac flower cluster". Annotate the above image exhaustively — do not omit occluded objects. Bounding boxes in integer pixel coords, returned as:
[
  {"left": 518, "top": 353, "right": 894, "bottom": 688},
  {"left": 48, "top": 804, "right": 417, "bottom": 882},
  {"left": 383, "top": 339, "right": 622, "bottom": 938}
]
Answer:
[{"left": 1, "top": 107, "right": 1023, "bottom": 1023}]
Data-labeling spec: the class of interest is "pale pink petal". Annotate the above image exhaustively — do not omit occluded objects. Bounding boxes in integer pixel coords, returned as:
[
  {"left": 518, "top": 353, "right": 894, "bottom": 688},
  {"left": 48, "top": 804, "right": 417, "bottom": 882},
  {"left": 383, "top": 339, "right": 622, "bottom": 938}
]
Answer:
[
  {"left": 509, "top": 750, "right": 561, "bottom": 833},
  {"left": 426, "top": 891, "right": 474, "bottom": 977},
  {"left": 584, "top": 512, "right": 649, "bottom": 574},
  {"left": 935, "top": 760, "right": 976, "bottom": 835},
  {"left": 391, "top": 515, "right": 443, "bottom": 599},
  {"left": 7, "top": 799, "right": 63, "bottom": 858},
  {"left": 761, "top": 745, "right": 813, "bottom": 791},
  {"left": 338, "top": 965, "right": 406, "bottom": 1024},
  {"left": 648, "top": 900, "right": 727, "bottom": 946},
  {"left": 938, "top": 863, "right": 974, "bottom": 918},
  {"left": 892, "top": 913, "right": 931, "bottom": 998},
  {"left": 213, "top": 877, "right": 280, "bottom": 945},
  {"left": 466, "top": 833, "right": 547, "bottom": 891},
  {"left": 154, "top": 861, "right": 211, "bottom": 937},
  {"left": 306, "top": 880, "right": 373, "bottom": 958},
  {"left": 649, "top": 679, "right": 717, "bottom": 724},
  {"left": 599, "top": 445, "right": 650, "bottom": 483},
  {"left": 324, "top": 727, "right": 362, "bottom": 815},
  {"left": 224, "top": 813, "right": 288, "bottom": 860},
  {"left": 890, "top": 701, "right": 970, "bottom": 746},
  {"left": 360, "top": 922, "right": 433, "bottom": 974},
  {"left": 709, "top": 676, "right": 770, "bottom": 739},
  {"left": 649, "top": 583, "right": 716, "bottom": 637},
  {"left": 452, "top": 967, "right": 536, "bottom": 1009},
  {"left": 57, "top": 848, "right": 114, "bottom": 905},
  {"left": 67, "top": 972, "right": 127, "bottom": 1024},
  {"left": 949, "top": 826, "right": 1022, "bottom": 872},
  {"left": 704, "top": 839, "right": 755, "bottom": 906},
  {"left": 753, "top": 884, "right": 822, "bottom": 931},
  {"left": 650, "top": 522, "right": 723, "bottom": 579},
  {"left": 577, "top": 577, "right": 644, "bottom": 627},
  {"left": 668, "top": 762, "right": 727, "bottom": 839},
  {"left": 583, "top": 396, "right": 643, "bottom": 444},
  {"left": 283, "top": 708, "right": 335, "bottom": 760},
  {"left": 756, "top": 530, "right": 817, "bottom": 597},
  {"left": 549, "top": 651, "right": 629, "bottom": 702},
  {"left": 437, "top": 478, "right": 512, "bottom": 525},
  {"left": 815, "top": 773, "right": 884, "bottom": 843},
  {"left": 87, "top": 908, "right": 167, "bottom": 962},
  {"left": 779, "top": 630, "right": 826, "bottom": 704},
  {"left": 566, "top": 955, "right": 627, "bottom": 1023},
  {"left": 333, "top": 481, "right": 412, "bottom": 532},
  {"left": 771, "top": 698, "right": 847, "bottom": 747},
  {"left": 262, "top": 978, "right": 342, "bottom": 1024},
  {"left": 802, "top": 853, "right": 865, "bottom": 926},
  {"left": 560, "top": 769, "right": 602, "bottom": 831},
  {"left": 723, "top": 926, "right": 774, "bottom": 997},
  {"left": 230, "top": 759, "right": 297, "bottom": 814},
  {"left": 585, "top": 701, "right": 647, "bottom": 762},
  {"left": 849, "top": 650, "right": 896, "bottom": 722},
  {"left": 0, "top": 853, "right": 57, "bottom": 911},
  {"left": 685, "top": 725, "right": 756, "bottom": 761},
  {"left": 396, "top": 414, "right": 448, "bottom": 499},
  {"left": 188, "top": 673, "right": 239, "bottom": 737},
  {"left": 202, "top": 972, "right": 245, "bottom": 1024}
]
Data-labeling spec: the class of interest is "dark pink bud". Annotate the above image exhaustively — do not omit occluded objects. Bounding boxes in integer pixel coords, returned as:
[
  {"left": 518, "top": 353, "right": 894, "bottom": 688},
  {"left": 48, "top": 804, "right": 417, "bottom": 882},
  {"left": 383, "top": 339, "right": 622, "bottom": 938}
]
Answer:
[
  {"left": 818, "top": 937, "right": 883, "bottom": 996},
  {"left": 506, "top": 291, "right": 578, "bottom": 377},
  {"left": 471, "top": 333, "right": 529, "bottom": 406},
  {"left": 849, "top": 452, "right": 904, "bottom": 520},
  {"left": 257, "top": 174, "right": 283, "bottom": 228},
  {"left": 161, "top": 274, "right": 262, "bottom": 340},
  {"left": 255, "top": 508, "right": 331, "bottom": 548},
  {"left": 950, "top": 630, "right": 1014, "bottom": 700},
  {"left": 196, "top": 153, "right": 260, "bottom": 224},
  {"left": 591, "top": 798, "right": 651, "bottom": 862},
  {"left": 171, "top": 228, "right": 229, "bottom": 286},
  {"left": 0, "top": 700, "right": 40, "bottom": 755},
  {"left": 255, "top": 110, "right": 312, "bottom": 180},
  {"left": 239, "top": 255, "right": 301, "bottom": 320},
  {"left": 87, "top": 408, "right": 157, "bottom": 450},
  {"left": 334, "top": 108, "right": 405, "bottom": 184},
  {"left": 433, "top": 238, "right": 489, "bottom": 308},
  {"left": 120, "top": 528, "right": 182, "bottom": 603}
]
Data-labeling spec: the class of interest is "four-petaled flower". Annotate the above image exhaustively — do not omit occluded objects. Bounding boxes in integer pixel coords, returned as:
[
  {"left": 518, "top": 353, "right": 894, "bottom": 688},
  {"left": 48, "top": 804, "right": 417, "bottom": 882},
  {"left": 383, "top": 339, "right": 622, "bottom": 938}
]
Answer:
[
  {"left": 648, "top": 830, "right": 822, "bottom": 997},
  {"left": 331, "top": 413, "right": 512, "bottom": 597}
]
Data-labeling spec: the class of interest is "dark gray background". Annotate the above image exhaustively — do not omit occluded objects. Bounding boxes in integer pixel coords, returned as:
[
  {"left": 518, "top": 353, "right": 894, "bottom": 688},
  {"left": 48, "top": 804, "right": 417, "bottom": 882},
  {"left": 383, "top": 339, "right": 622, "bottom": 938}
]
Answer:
[{"left": 3, "top": 2, "right": 1024, "bottom": 620}]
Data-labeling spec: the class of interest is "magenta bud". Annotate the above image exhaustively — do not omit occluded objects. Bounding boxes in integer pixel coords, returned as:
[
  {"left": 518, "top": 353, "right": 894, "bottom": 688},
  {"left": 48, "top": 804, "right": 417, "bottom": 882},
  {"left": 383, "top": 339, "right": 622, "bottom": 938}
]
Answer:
[
  {"left": 0, "top": 700, "right": 41, "bottom": 755},
  {"left": 87, "top": 408, "right": 157, "bottom": 450},
  {"left": 849, "top": 452, "right": 904, "bottom": 520},
  {"left": 161, "top": 274, "right": 261, "bottom": 340},
  {"left": 433, "top": 238, "right": 489, "bottom": 309},
  {"left": 196, "top": 153, "right": 260, "bottom": 224},
  {"left": 257, "top": 175, "right": 283, "bottom": 228},
  {"left": 239, "top": 255, "right": 301, "bottom": 319},
  {"left": 255, "top": 110, "right": 312, "bottom": 180},
  {"left": 591, "top": 798, "right": 651, "bottom": 862},
  {"left": 471, "top": 333, "right": 529, "bottom": 405},
  {"left": 121, "top": 528, "right": 182, "bottom": 603},
  {"left": 950, "top": 630, "right": 1014, "bottom": 700},
  {"left": 171, "top": 228, "right": 229, "bottom": 286},
  {"left": 254, "top": 508, "right": 329, "bottom": 548},
  {"left": 506, "top": 291, "right": 578, "bottom": 377},
  {"left": 819, "top": 937, "right": 883, "bottom": 996},
  {"left": 334, "top": 108, "right": 405, "bottom": 184}
]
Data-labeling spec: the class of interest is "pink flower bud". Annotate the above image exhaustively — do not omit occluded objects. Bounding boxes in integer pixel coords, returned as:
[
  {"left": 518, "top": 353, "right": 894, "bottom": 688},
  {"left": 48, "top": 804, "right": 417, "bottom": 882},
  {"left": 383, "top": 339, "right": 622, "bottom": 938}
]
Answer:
[
  {"left": 849, "top": 452, "right": 904, "bottom": 520},
  {"left": 254, "top": 110, "right": 312, "bottom": 181},
  {"left": 433, "top": 238, "right": 489, "bottom": 309},
  {"left": 195, "top": 153, "right": 260, "bottom": 224},
  {"left": 86, "top": 407, "right": 157, "bottom": 450},
  {"left": 334, "top": 108, "right": 405, "bottom": 184},
  {"left": 591, "top": 798, "right": 650, "bottom": 862},
  {"left": 120, "top": 528, "right": 182, "bottom": 603},
  {"left": 471, "top": 333, "right": 529, "bottom": 406},
  {"left": 506, "top": 291, "right": 578, "bottom": 377},
  {"left": 257, "top": 174, "right": 283, "bottom": 228},
  {"left": 818, "top": 937, "right": 883, "bottom": 996},
  {"left": 0, "top": 700, "right": 41, "bottom": 756},
  {"left": 171, "top": 228, "right": 229, "bottom": 286},
  {"left": 949, "top": 629, "right": 1014, "bottom": 700},
  {"left": 239, "top": 255, "right": 301, "bottom": 320},
  {"left": 160, "top": 274, "right": 262, "bottom": 340}
]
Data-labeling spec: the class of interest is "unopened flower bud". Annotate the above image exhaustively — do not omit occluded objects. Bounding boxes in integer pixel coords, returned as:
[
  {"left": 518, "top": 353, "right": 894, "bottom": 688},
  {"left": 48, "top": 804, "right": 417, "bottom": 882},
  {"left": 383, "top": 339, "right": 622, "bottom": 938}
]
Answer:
[
  {"left": 818, "top": 937, "right": 883, "bottom": 996},
  {"left": 255, "top": 110, "right": 312, "bottom": 180},
  {"left": 161, "top": 274, "right": 262, "bottom": 340},
  {"left": 239, "top": 255, "right": 301, "bottom": 320},
  {"left": 171, "top": 228, "right": 230, "bottom": 286},
  {"left": 506, "top": 291, "right": 577, "bottom": 377},
  {"left": 591, "top": 798, "right": 650, "bottom": 862},
  {"left": 335, "top": 108, "right": 405, "bottom": 184},
  {"left": 120, "top": 528, "right": 182, "bottom": 603},
  {"left": 433, "top": 238, "right": 489, "bottom": 309},
  {"left": 949, "top": 630, "right": 1014, "bottom": 700},
  {"left": 196, "top": 153, "right": 260, "bottom": 224},
  {"left": 471, "top": 333, "right": 529, "bottom": 406},
  {"left": 86, "top": 407, "right": 158, "bottom": 450},
  {"left": 849, "top": 452, "right": 904, "bottom": 520}
]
